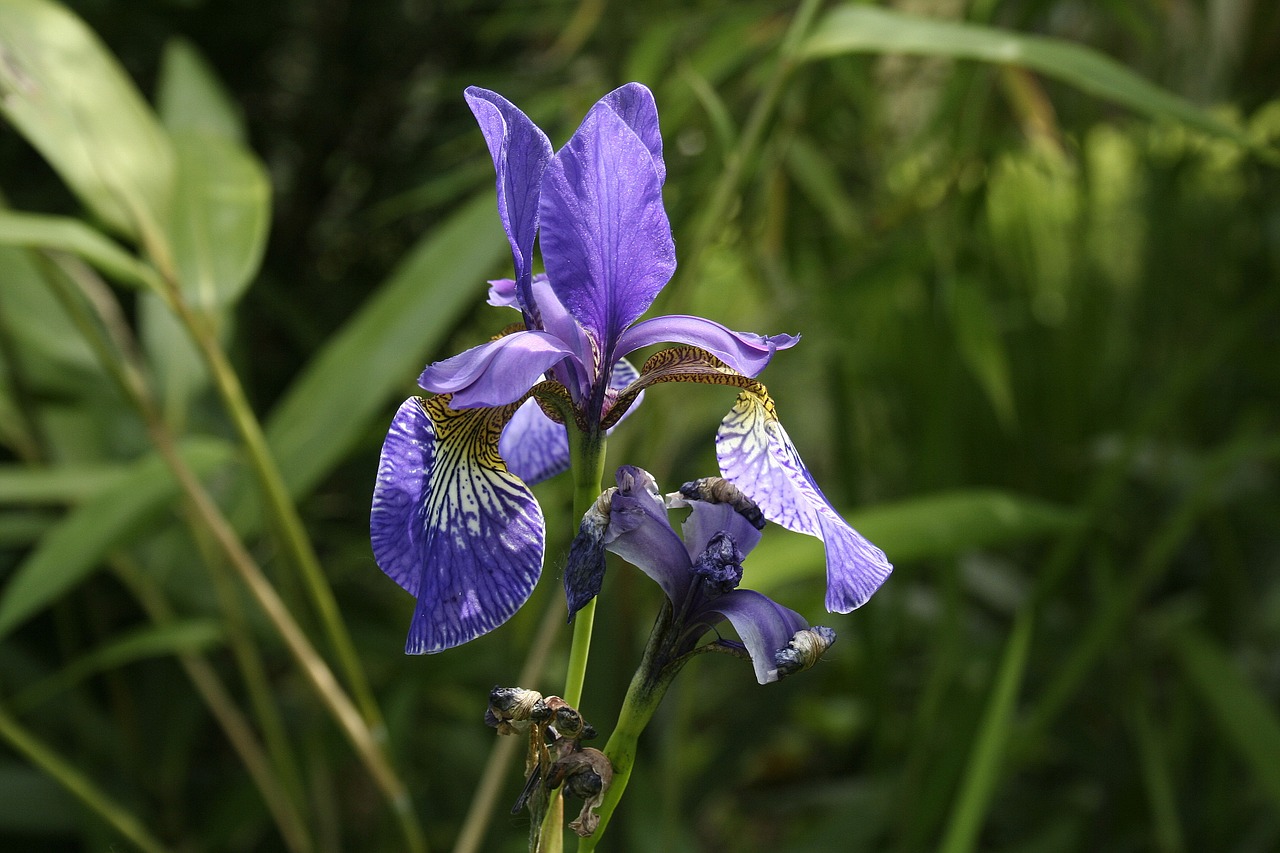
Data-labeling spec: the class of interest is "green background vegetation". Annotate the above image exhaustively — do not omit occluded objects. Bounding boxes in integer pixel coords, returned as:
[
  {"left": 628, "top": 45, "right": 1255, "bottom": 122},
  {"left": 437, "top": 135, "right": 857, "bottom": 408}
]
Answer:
[{"left": 1, "top": 0, "right": 1277, "bottom": 850}]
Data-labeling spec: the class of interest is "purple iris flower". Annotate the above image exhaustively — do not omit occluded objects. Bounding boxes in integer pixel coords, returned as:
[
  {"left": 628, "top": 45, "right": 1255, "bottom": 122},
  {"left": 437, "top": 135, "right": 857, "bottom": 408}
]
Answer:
[
  {"left": 371, "top": 83, "right": 891, "bottom": 655},
  {"left": 567, "top": 466, "right": 837, "bottom": 684}
]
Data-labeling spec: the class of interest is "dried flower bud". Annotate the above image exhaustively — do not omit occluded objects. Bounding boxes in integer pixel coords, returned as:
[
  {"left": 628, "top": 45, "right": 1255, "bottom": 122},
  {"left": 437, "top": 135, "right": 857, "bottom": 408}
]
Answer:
[
  {"left": 774, "top": 626, "right": 837, "bottom": 678},
  {"left": 485, "top": 686, "right": 547, "bottom": 735},
  {"left": 675, "top": 477, "right": 765, "bottom": 529},
  {"left": 546, "top": 747, "right": 613, "bottom": 837},
  {"left": 542, "top": 696, "right": 595, "bottom": 742}
]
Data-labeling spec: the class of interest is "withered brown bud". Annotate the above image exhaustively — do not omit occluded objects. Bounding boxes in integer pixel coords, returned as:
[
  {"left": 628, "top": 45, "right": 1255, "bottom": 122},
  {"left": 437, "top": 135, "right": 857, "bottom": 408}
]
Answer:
[
  {"left": 546, "top": 747, "right": 613, "bottom": 837},
  {"left": 485, "top": 686, "right": 547, "bottom": 735},
  {"left": 674, "top": 477, "right": 765, "bottom": 529}
]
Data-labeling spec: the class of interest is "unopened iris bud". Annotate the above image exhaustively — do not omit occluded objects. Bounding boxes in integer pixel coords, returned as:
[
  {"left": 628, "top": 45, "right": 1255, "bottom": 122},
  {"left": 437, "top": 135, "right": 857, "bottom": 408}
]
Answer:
[
  {"left": 774, "top": 626, "right": 837, "bottom": 679},
  {"left": 563, "top": 487, "right": 617, "bottom": 621}
]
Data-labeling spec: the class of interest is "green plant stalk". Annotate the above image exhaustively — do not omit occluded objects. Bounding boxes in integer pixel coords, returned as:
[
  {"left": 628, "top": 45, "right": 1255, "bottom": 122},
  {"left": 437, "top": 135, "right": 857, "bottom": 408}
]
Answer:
[
  {"left": 190, "top": 514, "right": 314, "bottom": 838},
  {"left": 938, "top": 610, "right": 1033, "bottom": 853},
  {"left": 538, "top": 428, "right": 608, "bottom": 852},
  {"left": 679, "top": 0, "right": 822, "bottom": 291},
  {"left": 114, "top": 558, "right": 315, "bottom": 853},
  {"left": 562, "top": 429, "right": 608, "bottom": 709},
  {"left": 0, "top": 702, "right": 169, "bottom": 853},
  {"left": 38, "top": 252, "right": 426, "bottom": 853},
  {"left": 578, "top": 603, "right": 677, "bottom": 851},
  {"left": 454, "top": 585, "right": 568, "bottom": 853},
  {"left": 162, "top": 291, "right": 385, "bottom": 735}
]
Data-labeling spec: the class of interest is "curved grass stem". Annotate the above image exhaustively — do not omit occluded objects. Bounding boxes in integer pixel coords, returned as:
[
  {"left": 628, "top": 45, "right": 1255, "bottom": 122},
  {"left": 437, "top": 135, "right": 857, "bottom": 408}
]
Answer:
[{"left": 0, "top": 703, "right": 169, "bottom": 853}]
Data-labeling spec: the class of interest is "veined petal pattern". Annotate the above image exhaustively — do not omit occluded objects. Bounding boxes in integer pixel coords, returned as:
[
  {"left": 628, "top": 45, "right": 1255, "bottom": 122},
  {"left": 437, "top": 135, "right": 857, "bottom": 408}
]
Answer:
[
  {"left": 372, "top": 396, "right": 544, "bottom": 654},
  {"left": 716, "top": 388, "right": 893, "bottom": 613}
]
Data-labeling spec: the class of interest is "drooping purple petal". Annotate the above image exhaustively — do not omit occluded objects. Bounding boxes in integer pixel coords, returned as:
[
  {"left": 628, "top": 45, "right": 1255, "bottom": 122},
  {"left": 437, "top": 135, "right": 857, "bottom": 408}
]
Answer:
[
  {"left": 499, "top": 398, "right": 569, "bottom": 484},
  {"left": 603, "top": 466, "right": 691, "bottom": 604},
  {"left": 600, "top": 83, "right": 665, "bottom": 184},
  {"left": 563, "top": 487, "right": 615, "bottom": 620},
  {"left": 371, "top": 398, "right": 434, "bottom": 597},
  {"left": 464, "top": 87, "right": 553, "bottom": 320},
  {"left": 701, "top": 589, "right": 810, "bottom": 684},
  {"left": 716, "top": 389, "right": 893, "bottom": 613},
  {"left": 539, "top": 97, "right": 675, "bottom": 366},
  {"left": 418, "top": 330, "right": 577, "bottom": 409},
  {"left": 617, "top": 316, "right": 798, "bottom": 379},
  {"left": 372, "top": 397, "right": 544, "bottom": 653}
]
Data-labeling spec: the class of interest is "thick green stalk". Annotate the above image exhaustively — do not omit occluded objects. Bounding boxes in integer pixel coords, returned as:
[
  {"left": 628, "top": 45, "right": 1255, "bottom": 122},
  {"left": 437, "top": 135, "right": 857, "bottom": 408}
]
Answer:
[
  {"left": 577, "top": 604, "right": 676, "bottom": 851},
  {"left": 537, "top": 428, "right": 607, "bottom": 852},
  {"left": 562, "top": 429, "right": 608, "bottom": 708}
]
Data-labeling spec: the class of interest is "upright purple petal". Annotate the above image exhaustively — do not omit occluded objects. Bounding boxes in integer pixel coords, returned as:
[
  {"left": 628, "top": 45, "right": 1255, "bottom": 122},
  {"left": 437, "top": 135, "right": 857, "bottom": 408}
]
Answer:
[
  {"left": 528, "top": 276, "right": 594, "bottom": 402},
  {"left": 716, "top": 389, "right": 892, "bottom": 613},
  {"left": 418, "top": 330, "right": 577, "bottom": 409},
  {"left": 539, "top": 98, "right": 675, "bottom": 366},
  {"left": 499, "top": 398, "right": 570, "bottom": 484},
  {"left": 603, "top": 466, "right": 691, "bottom": 604},
  {"left": 464, "top": 87, "right": 553, "bottom": 320},
  {"left": 701, "top": 589, "right": 810, "bottom": 684},
  {"left": 372, "top": 397, "right": 544, "bottom": 653},
  {"left": 600, "top": 83, "right": 665, "bottom": 184},
  {"left": 617, "top": 315, "right": 798, "bottom": 379}
]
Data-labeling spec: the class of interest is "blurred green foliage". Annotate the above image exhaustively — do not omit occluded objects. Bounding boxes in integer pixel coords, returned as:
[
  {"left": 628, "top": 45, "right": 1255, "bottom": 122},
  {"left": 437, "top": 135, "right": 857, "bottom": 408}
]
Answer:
[{"left": 1, "top": 0, "right": 1278, "bottom": 851}]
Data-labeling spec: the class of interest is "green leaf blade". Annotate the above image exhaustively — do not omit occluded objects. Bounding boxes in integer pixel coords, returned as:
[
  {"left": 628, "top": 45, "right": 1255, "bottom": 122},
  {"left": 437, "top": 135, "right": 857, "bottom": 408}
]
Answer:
[{"left": 799, "top": 5, "right": 1252, "bottom": 147}]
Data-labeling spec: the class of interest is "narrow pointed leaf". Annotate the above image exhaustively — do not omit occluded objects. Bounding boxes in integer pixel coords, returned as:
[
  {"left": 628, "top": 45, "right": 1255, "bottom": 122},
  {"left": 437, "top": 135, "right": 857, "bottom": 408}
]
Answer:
[
  {"left": 163, "top": 133, "right": 271, "bottom": 310},
  {"left": 1175, "top": 630, "right": 1280, "bottom": 810},
  {"left": 0, "top": 211, "right": 160, "bottom": 291},
  {"left": 800, "top": 5, "right": 1253, "bottom": 148},
  {"left": 0, "top": 439, "right": 233, "bottom": 640},
  {"left": 156, "top": 37, "right": 246, "bottom": 143}
]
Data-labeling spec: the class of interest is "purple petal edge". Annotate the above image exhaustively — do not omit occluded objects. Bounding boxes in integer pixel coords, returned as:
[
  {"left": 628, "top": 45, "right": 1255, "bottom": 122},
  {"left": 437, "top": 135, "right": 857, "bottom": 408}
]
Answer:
[
  {"left": 716, "top": 391, "right": 893, "bottom": 613},
  {"left": 617, "top": 315, "right": 798, "bottom": 379},
  {"left": 539, "top": 96, "right": 675, "bottom": 362},
  {"left": 418, "top": 331, "right": 576, "bottom": 409},
  {"left": 464, "top": 87, "right": 552, "bottom": 320},
  {"left": 371, "top": 397, "right": 546, "bottom": 653},
  {"left": 703, "top": 589, "right": 809, "bottom": 684}
]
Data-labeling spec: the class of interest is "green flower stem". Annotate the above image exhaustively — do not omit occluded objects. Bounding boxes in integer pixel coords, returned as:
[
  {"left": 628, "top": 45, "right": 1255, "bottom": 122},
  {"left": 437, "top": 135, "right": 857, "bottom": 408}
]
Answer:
[
  {"left": 536, "top": 428, "right": 608, "bottom": 852},
  {"left": 578, "top": 603, "right": 677, "bottom": 851},
  {"left": 0, "top": 702, "right": 169, "bottom": 853},
  {"left": 563, "top": 429, "right": 608, "bottom": 708},
  {"left": 39, "top": 254, "right": 426, "bottom": 853},
  {"left": 163, "top": 290, "right": 384, "bottom": 735},
  {"left": 113, "top": 558, "right": 315, "bottom": 853}
]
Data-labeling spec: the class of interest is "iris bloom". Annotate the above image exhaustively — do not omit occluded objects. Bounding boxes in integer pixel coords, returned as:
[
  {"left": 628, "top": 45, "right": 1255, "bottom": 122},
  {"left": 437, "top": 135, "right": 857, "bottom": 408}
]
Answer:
[
  {"left": 371, "top": 83, "right": 891, "bottom": 654},
  {"left": 567, "top": 466, "right": 836, "bottom": 684}
]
